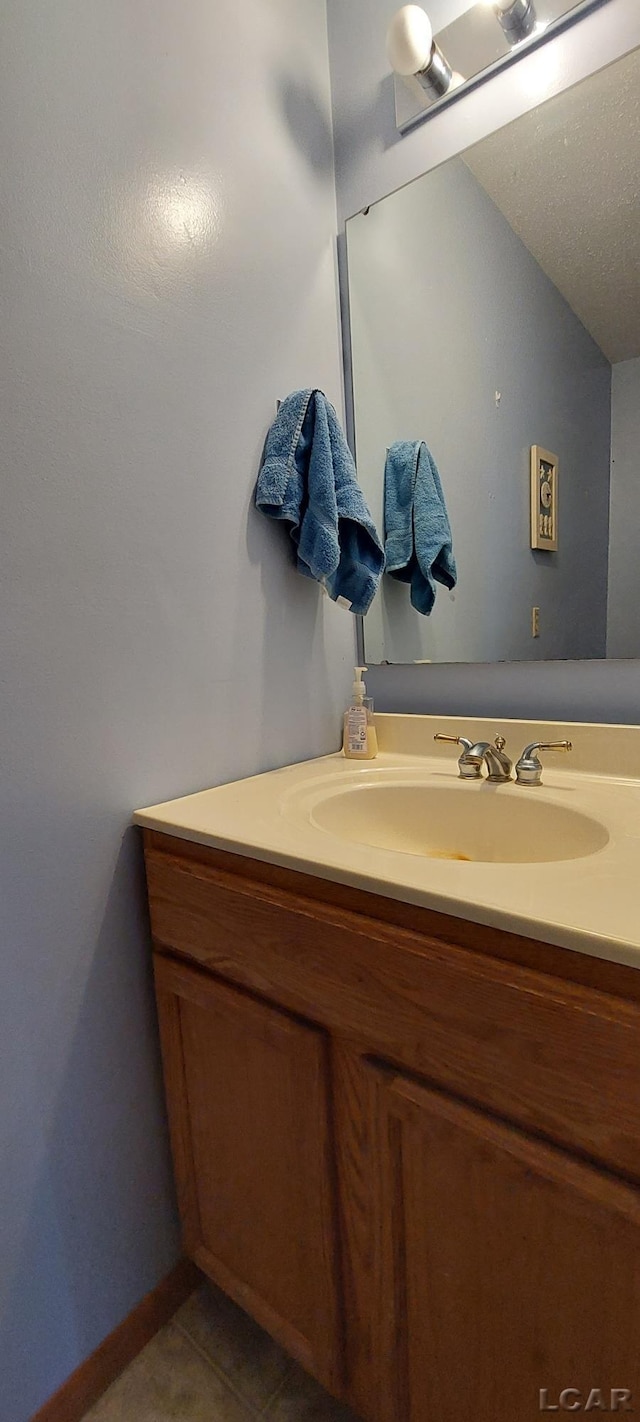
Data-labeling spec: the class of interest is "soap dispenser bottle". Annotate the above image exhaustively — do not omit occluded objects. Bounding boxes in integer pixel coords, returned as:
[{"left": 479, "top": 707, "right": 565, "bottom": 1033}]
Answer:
[{"left": 343, "top": 666, "right": 378, "bottom": 760}]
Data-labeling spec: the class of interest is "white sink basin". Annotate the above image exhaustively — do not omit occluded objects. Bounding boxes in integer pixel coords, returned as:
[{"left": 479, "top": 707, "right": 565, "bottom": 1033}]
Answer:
[
  {"left": 304, "top": 779, "right": 609, "bottom": 864},
  {"left": 135, "top": 714, "right": 640, "bottom": 964}
]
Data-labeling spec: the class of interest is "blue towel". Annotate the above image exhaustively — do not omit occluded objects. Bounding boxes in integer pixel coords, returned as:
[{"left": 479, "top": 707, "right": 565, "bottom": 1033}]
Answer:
[
  {"left": 255, "top": 390, "right": 384, "bottom": 615},
  {"left": 384, "top": 440, "right": 457, "bottom": 616}
]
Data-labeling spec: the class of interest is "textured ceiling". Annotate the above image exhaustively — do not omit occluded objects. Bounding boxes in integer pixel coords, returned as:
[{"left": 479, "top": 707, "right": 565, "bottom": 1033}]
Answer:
[{"left": 464, "top": 47, "right": 640, "bottom": 364}]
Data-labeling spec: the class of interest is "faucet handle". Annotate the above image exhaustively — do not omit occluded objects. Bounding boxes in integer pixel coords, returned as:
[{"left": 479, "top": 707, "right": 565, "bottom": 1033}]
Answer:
[
  {"left": 434, "top": 733, "right": 482, "bottom": 779},
  {"left": 515, "top": 739, "right": 572, "bottom": 786}
]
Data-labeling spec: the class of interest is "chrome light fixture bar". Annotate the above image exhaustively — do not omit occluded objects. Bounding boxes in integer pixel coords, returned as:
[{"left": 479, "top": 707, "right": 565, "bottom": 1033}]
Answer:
[
  {"left": 388, "top": 0, "right": 612, "bottom": 134},
  {"left": 494, "top": 0, "right": 538, "bottom": 45}
]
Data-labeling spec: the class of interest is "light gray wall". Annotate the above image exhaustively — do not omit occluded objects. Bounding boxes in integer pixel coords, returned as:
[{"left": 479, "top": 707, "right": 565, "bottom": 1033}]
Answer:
[
  {"left": 0, "top": 2, "right": 353, "bottom": 1418},
  {"left": 327, "top": 0, "right": 640, "bottom": 722},
  {"left": 607, "top": 357, "right": 640, "bottom": 657},
  {"left": 364, "top": 656, "right": 640, "bottom": 721},
  {"left": 348, "top": 158, "right": 611, "bottom": 664}
]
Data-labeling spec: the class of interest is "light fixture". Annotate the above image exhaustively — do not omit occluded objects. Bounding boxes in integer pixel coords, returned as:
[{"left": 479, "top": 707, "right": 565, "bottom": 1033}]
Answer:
[
  {"left": 490, "top": 0, "right": 538, "bottom": 45},
  {"left": 386, "top": 6, "right": 454, "bottom": 100},
  {"left": 388, "top": 0, "right": 607, "bottom": 135}
]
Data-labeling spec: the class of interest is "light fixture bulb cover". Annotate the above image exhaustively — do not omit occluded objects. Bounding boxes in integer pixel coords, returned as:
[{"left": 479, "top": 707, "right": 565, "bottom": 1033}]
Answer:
[{"left": 386, "top": 5, "right": 433, "bottom": 77}]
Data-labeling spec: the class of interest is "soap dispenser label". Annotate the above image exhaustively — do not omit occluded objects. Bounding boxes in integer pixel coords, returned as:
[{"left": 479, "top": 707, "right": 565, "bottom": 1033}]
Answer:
[{"left": 347, "top": 706, "right": 368, "bottom": 755}]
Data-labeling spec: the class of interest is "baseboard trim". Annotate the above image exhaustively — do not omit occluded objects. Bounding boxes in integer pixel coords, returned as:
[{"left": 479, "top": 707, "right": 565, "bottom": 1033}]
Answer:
[{"left": 30, "top": 1257, "right": 201, "bottom": 1422}]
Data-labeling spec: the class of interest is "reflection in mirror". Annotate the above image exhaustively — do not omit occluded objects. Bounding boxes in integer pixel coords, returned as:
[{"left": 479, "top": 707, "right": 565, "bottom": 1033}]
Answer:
[{"left": 347, "top": 48, "right": 640, "bottom": 665}]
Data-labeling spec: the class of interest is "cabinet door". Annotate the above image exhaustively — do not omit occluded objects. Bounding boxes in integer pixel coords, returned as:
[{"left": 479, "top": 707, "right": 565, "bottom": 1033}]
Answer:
[
  {"left": 370, "top": 1067, "right": 640, "bottom": 1422},
  {"left": 154, "top": 955, "right": 342, "bottom": 1393}
]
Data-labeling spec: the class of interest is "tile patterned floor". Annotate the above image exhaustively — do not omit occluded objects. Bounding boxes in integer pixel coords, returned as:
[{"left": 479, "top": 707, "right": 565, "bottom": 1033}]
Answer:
[{"left": 83, "top": 1282, "right": 360, "bottom": 1421}]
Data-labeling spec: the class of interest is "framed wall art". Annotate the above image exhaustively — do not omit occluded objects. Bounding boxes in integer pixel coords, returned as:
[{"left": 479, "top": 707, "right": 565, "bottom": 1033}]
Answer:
[{"left": 530, "top": 446, "right": 558, "bottom": 552}]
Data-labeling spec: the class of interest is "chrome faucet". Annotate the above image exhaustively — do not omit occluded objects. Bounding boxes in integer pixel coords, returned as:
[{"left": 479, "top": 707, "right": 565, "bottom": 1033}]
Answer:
[
  {"left": 435, "top": 734, "right": 512, "bottom": 782},
  {"left": 471, "top": 736, "right": 513, "bottom": 782},
  {"left": 514, "top": 740, "right": 572, "bottom": 785}
]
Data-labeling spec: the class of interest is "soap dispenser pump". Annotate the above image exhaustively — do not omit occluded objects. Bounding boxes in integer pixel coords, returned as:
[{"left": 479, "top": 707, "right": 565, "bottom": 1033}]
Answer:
[{"left": 343, "top": 666, "right": 378, "bottom": 760}]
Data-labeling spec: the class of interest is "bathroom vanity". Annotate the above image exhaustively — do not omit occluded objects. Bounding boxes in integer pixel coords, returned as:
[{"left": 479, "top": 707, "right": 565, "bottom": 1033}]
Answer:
[{"left": 136, "top": 717, "right": 640, "bottom": 1422}]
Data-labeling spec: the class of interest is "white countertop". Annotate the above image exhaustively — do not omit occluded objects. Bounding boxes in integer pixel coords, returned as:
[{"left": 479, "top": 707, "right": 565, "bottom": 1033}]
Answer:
[{"left": 135, "top": 714, "right": 640, "bottom": 971}]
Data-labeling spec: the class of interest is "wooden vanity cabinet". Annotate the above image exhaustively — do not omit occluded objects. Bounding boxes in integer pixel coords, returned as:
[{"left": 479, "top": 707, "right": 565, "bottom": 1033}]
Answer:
[
  {"left": 370, "top": 1066, "right": 640, "bottom": 1422},
  {"left": 153, "top": 955, "right": 342, "bottom": 1394},
  {"left": 143, "top": 830, "right": 640, "bottom": 1422}
]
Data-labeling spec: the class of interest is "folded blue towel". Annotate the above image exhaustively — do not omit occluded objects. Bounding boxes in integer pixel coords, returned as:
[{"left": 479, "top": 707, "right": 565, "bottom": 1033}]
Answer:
[
  {"left": 384, "top": 440, "right": 457, "bottom": 615},
  {"left": 255, "top": 390, "right": 384, "bottom": 615}
]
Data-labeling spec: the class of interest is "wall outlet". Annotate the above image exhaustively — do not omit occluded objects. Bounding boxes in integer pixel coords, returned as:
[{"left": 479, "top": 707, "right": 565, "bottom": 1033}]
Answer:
[{"left": 532, "top": 606, "right": 540, "bottom": 638}]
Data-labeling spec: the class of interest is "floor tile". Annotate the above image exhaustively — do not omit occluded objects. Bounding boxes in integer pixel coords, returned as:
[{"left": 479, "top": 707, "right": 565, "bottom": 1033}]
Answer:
[
  {"left": 83, "top": 1320, "right": 255, "bottom": 1422},
  {"left": 266, "top": 1361, "right": 360, "bottom": 1422},
  {"left": 174, "top": 1283, "right": 292, "bottom": 1411}
]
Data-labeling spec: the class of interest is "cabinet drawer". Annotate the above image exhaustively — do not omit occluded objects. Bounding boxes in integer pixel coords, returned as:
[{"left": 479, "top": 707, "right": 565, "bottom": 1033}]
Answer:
[{"left": 145, "top": 839, "right": 640, "bottom": 1182}]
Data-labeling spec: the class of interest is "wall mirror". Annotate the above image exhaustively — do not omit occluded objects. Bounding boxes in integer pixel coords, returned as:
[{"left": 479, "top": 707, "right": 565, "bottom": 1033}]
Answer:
[{"left": 347, "top": 46, "right": 640, "bottom": 666}]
